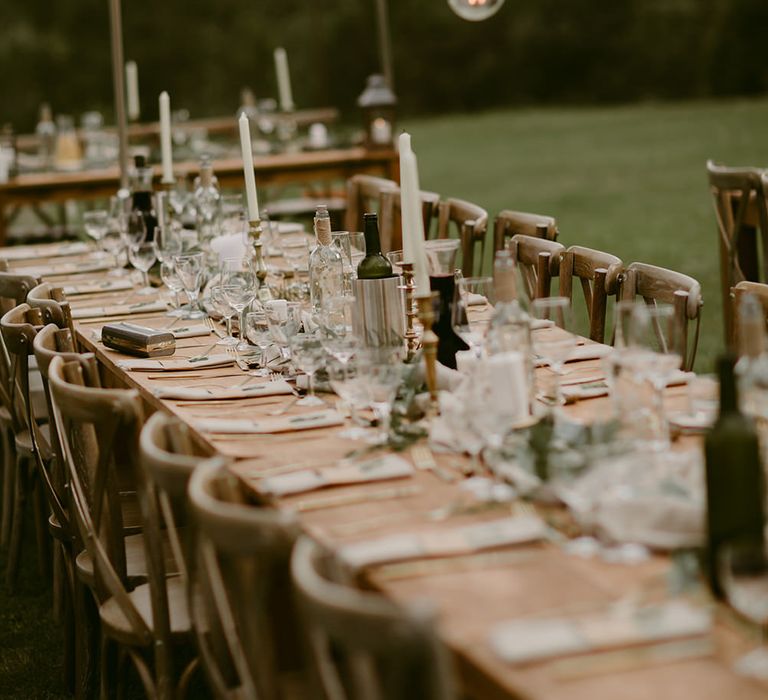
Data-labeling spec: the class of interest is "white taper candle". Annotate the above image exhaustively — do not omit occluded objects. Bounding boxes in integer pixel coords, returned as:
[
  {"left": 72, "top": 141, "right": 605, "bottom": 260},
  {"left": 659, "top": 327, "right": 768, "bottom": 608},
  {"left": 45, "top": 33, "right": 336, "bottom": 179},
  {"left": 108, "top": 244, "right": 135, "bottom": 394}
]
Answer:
[
  {"left": 238, "top": 113, "right": 260, "bottom": 221},
  {"left": 398, "top": 132, "right": 430, "bottom": 298},
  {"left": 274, "top": 47, "right": 295, "bottom": 113},
  {"left": 125, "top": 61, "right": 140, "bottom": 121},
  {"left": 159, "top": 91, "right": 174, "bottom": 184}
]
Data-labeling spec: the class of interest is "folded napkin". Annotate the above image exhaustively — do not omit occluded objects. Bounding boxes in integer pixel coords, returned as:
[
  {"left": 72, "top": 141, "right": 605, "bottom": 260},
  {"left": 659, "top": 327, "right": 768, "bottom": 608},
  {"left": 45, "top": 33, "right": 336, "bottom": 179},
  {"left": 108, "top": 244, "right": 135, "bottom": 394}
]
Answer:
[
  {"left": 562, "top": 380, "right": 609, "bottom": 402},
  {"left": 171, "top": 324, "right": 211, "bottom": 339},
  {"left": 13, "top": 260, "right": 111, "bottom": 277},
  {"left": 259, "top": 454, "right": 413, "bottom": 497},
  {"left": 153, "top": 378, "right": 294, "bottom": 401},
  {"left": 195, "top": 409, "right": 344, "bottom": 435},
  {"left": 530, "top": 318, "right": 555, "bottom": 330},
  {"left": 339, "top": 514, "right": 546, "bottom": 570},
  {"left": 117, "top": 353, "right": 234, "bottom": 371},
  {"left": 490, "top": 600, "right": 711, "bottom": 666},
  {"left": 467, "top": 292, "right": 489, "bottom": 306},
  {"left": 72, "top": 301, "right": 167, "bottom": 320},
  {"left": 63, "top": 279, "right": 134, "bottom": 295},
  {"left": 535, "top": 344, "right": 613, "bottom": 367},
  {"left": 1, "top": 241, "right": 90, "bottom": 261}
]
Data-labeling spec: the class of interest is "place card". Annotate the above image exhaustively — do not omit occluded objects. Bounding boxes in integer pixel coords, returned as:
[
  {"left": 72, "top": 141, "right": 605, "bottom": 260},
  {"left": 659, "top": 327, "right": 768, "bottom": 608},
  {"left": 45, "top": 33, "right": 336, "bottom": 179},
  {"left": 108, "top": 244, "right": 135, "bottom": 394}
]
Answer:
[
  {"left": 339, "top": 514, "right": 547, "bottom": 570},
  {"left": 13, "top": 260, "right": 112, "bottom": 277},
  {"left": 0, "top": 241, "right": 91, "bottom": 261},
  {"left": 117, "top": 353, "right": 234, "bottom": 371},
  {"left": 153, "top": 378, "right": 294, "bottom": 401},
  {"left": 72, "top": 301, "right": 167, "bottom": 320},
  {"left": 259, "top": 454, "right": 413, "bottom": 497},
  {"left": 63, "top": 279, "right": 134, "bottom": 295},
  {"left": 195, "top": 409, "right": 344, "bottom": 435},
  {"left": 490, "top": 600, "right": 711, "bottom": 666}
]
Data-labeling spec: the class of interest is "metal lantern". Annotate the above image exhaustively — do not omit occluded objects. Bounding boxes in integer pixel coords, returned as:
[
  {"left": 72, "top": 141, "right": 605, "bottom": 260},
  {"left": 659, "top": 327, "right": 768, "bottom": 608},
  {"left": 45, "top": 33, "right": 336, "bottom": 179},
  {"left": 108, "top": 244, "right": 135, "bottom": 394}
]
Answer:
[
  {"left": 357, "top": 74, "right": 397, "bottom": 150},
  {"left": 448, "top": 0, "right": 506, "bottom": 21}
]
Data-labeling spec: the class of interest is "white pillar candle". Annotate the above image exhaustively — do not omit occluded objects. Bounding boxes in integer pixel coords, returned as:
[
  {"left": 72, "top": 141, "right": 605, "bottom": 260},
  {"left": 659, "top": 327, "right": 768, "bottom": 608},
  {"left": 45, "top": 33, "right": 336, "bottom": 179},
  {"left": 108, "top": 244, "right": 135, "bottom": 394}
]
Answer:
[
  {"left": 125, "top": 61, "right": 140, "bottom": 121},
  {"left": 238, "top": 113, "right": 260, "bottom": 221},
  {"left": 398, "top": 132, "right": 430, "bottom": 298},
  {"left": 274, "top": 47, "right": 295, "bottom": 113},
  {"left": 159, "top": 91, "right": 174, "bottom": 184}
]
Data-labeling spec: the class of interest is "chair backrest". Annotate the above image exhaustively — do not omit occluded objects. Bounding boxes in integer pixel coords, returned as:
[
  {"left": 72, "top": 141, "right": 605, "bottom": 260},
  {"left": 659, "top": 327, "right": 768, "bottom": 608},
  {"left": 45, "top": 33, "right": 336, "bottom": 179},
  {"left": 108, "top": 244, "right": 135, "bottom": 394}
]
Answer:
[
  {"left": 0, "top": 271, "right": 39, "bottom": 313},
  {"left": 291, "top": 536, "right": 456, "bottom": 700},
  {"left": 47, "top": 355, "right": 158, "bottom": 647},
  {"left": 187, "top": 459, "right": 304, "bottom": 700},
  {"left": 559, "top": 245, "right": 623, "bottom": 343},
  {"left": 621, "top": 262, "right": 703, "bottom": 370},
  {"left": 707, "top": 160, "right": 768, "bottom": 343},
  {"left": 343, "top": 175, "right": 399, "bottom": 234},
  {"left": 494, "top": 209, "right": 559, "bottom": 252},
  {"left": 435, "top": 198, "right": 489, "bottom": 277},
  {"left": 26, "top": 282, "right": 78, "bottom": 349},
  {"left": 379, "top": 187, "right": 440, "bottom": 254},
  {"left": 507, "top": 234, "right": 565, "bottom": 302}
]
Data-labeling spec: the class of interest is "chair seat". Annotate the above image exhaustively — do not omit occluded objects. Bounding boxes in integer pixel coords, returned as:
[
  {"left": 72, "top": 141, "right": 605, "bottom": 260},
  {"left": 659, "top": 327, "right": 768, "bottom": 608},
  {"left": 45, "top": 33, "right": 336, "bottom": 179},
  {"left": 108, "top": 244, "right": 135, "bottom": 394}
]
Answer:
[
  {"left": 29, "top": 368, "right": 48, "bottom": 421},
  {"left": 99, "top": 575, "right": 191, "bottom": 647},
  {"left": 76, "top": 529, "right": 180, "bottom": 588}
]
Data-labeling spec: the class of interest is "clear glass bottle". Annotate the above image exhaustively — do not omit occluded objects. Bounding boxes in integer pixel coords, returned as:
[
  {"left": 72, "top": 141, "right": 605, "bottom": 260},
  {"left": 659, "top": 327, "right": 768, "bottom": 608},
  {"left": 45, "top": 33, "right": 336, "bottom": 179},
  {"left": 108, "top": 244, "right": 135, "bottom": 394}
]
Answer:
[
  {"left": 308, "top": 204, "right": 344, "bottom": 316},
  {"left": 193, "top": 159, "right": 221, "bottom": 241},
  {"left": 53, "top": 115, "right": 82, "bottom": 171},
  {"left": 35, "top": 104, "right": 56, "bottom": 169}
]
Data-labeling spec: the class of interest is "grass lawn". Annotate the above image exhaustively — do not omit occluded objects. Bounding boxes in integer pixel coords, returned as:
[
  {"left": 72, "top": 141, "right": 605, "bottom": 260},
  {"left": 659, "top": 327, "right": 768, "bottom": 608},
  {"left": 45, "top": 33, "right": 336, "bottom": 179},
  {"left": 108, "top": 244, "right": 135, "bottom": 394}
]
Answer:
[{"left": 406, "top": 96, "right": 768, "bottom": 372}]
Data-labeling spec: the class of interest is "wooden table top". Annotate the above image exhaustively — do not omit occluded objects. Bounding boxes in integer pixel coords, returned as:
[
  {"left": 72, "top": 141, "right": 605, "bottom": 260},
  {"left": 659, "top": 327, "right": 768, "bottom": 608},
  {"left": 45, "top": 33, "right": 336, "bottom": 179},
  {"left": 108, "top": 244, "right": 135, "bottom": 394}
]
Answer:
[{"left": 4, "top": 241, "right": 767, "bottom": 700}]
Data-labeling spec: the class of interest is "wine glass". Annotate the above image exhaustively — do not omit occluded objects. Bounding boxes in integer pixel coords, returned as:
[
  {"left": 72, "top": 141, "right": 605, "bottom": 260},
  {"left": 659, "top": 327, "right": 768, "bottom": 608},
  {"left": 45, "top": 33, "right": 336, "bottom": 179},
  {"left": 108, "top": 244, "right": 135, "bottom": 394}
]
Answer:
[
  {"left": 219, "top": 194, "right": 245, "bottom": 236},
  {"left": 531, "top": 296, "right": 577, "bottom": 410},
  {"left": 265, "top": 301, "right": 302, "bottom": 359},
  {"left": 358, "top": 348, "right": 403, "bottom": 444},
  {"left": 328, "top": 358, "right": 372, "bottom": 440},
  {"left": 289, "top": 334, "right": 326, "bottom": 407},
  {"left": 120, "top": 210, "right": 147, "bottom": 251},
  {"left": 453, "top": 276, "right": 495, "bottom": 357},
  {"left": 160, "top": 261, "right": 184, "bottom": 316},
  {"left": 128, "top": 242, "right": 157, "bottom": 295},
  {"left": 626, "top": 303, "right": 684, "bottom": 450},
  {"left": 221, "top": 257, "right": 257, "bottom": 351},
  {"left": 720, "top": 539, "right": 768, "bottom": 680},
  {"left": 174, "top": 252, "right": 205, "bottom": 319},
  {"left": 279, "top": 233, "right": 309, "bottom": 275},
  {"left": 209, "top": 285, "right": 238, "bottom": 346},
  {"left": 153, "top": 224, "right": 182, "bottom": 264},
  {"left": 168, "top": 178, "right": 192, "bottom": 223},
  {"left": 244, "top": 311, "right": 273, "bottom": 376},
  {"left": 83, "top": 209, "right": 108, "bottom": 244},
  {"left": 101, "top": 216, "right": 126, "bottom": 275}
]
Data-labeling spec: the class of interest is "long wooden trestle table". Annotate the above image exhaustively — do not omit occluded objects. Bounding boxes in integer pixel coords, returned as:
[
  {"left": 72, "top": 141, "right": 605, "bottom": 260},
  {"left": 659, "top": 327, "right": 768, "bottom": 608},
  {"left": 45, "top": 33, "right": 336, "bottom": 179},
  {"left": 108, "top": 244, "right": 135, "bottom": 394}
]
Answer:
[{"left": 5, "top": 242, "right": 767, "bottom": 700}]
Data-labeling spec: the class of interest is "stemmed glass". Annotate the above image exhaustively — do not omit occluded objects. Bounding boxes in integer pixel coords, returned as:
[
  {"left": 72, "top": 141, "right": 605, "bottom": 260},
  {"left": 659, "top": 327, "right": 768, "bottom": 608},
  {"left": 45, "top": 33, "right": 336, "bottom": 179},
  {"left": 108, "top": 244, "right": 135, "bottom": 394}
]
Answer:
[
  {"left": 128, "top": 242, "right": 157, "bottom": 295},
  {"left": 531, "top": 296, "right": 577, "bottom": 410},
  {"left": 328, "top": 358, "right": 372, "bottom": 440},
  {"left": 720, "top": 539, "right": 768, "bottom": 680},
  {"left": 265, "top": 301, "right": 302, "bottom": 360},
  {"left": 121, "top": 210, "right": 147, "bottom": 251},
  {"left": 160, "top": 261, "right": 184, "bottom": 316},
  {"left": 452, "top": 276, "right": 495, "bottom": 357},
  {"left": 279, "top": 233, "right": 310, "bottom": 275},
  {"left": 209, "top": 285, "right": 238, "bottom": 346},
  {"left": 220, "top": 257, "right": 257, "bottom": 351},
  {"left": 244, "top": 311, "right": 273, "bottom": 376},
  {"left": 289, "top": 334, "right": 326, "bottom": 407},
  {"left": 83, "top": 210, "right": 108, "bottom": 245},
  {"left": 101, "top": 215, "right": 126, "bottom": 275},
  {"left": 153, "top": 224, "right": 183, "bottom": 264},
  {"left": 174, "top": 253, "right": 205, "bottom": 319},
  {"left": 626, "top": 303, "right": 684, "bottom": 450},
  {"left": 358, "top": 348, "right": 404, "bottom": 444}
]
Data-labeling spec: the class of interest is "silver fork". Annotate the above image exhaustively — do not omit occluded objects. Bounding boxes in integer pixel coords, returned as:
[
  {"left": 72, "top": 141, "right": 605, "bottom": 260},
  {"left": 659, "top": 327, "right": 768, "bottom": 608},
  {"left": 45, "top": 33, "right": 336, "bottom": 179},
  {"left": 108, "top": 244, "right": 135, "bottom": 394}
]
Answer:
[
  {"left": 410, "top": 444, "right": 456, "bottom": 483},
  {"left": 205, "top": 317, "right": 226, "bottom": 339},
  {"left": 188, "top": 340, "right": 220, "bottom": 363}
]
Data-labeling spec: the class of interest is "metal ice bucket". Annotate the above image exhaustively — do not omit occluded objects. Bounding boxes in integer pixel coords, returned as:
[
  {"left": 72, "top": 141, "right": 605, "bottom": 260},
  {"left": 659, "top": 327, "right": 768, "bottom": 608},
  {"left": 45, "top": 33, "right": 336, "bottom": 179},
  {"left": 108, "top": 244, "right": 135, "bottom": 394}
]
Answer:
[{"left": 352, "top": 276, "right": 404, "bottom": 349}]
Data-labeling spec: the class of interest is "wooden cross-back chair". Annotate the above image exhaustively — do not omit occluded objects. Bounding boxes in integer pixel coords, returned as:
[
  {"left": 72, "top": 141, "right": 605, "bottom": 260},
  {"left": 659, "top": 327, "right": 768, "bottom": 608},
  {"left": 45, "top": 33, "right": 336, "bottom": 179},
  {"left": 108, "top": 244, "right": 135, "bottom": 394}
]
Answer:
[
  {"left": 559, "top": 245, "right": 623, "bottom": 343},
  {"left": 507, "top": 234, "right": 565, "bottom": 302},
  {"left": 48, "top": 356, "right": 196, "bottom": 700},
  {"left": 291, "top": 536, "right": 457, "bottom": 700},
  {"left": 620, "top": 262, "right": 704, "bottom": 371},
  {"left": 187, "top": 459, "right": 308, "bottom": 700},
  {"left": 379, "top": 187, "right": 440, "bottom": 253},
  {"left": 435, "top": 198, "right": 489, "bottom": 277},
  {"left": 343, "top": 174, "right": 399, "bottom": 234},
  {"left": 493, "top": 209, "right": 559, "bottom": 253},
  {"left": 731, "top": 280, "right": 768, "bottom": 351},
  {"left": 27, "top": 281, "right": 79, "bottom": 349},
  {"left": 707, "top": 160, "right": 768, "bottom": 344}
]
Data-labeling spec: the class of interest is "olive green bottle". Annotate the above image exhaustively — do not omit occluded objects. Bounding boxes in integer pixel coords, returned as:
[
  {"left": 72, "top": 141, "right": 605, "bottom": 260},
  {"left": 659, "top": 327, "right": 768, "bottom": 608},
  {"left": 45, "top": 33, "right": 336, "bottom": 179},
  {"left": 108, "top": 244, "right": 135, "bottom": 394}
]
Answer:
[{"left": 356, "top": 213, "right": 393, "bottom": 279}]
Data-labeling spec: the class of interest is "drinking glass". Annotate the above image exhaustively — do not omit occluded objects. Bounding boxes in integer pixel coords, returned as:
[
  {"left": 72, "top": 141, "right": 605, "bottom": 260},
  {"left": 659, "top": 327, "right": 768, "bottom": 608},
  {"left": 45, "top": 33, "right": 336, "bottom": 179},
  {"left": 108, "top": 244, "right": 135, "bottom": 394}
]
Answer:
[
  {"left": 101, "top": 218, "right": 125, "bottom": 275},
  {"left": 280, "top": 233, "right": 309, "bottom": 274},
  {"left": 209, "top": 285, "right": 238, "bottom": 346},
  {"left": 289, "top": 334, "right": 326, "bottom": 407},
  {"left": 219, "top": 194, "right": 245, "bottom": 235},
  {"left": 328, "top": 358, "right": 372, "bottom": 440},
  {"left": 128, "top": 242, "right": 157, "bottom": 295},
  {"left": 221, "top": 257, "right": 257, "bottom": 351},
  {"left": 153, "top": 224, "right": 182, "bottom": 264},
  {"left": 265, "top": 301, "right": 302, "bottom": 358},
  {"left": 244, "top": 311, "right": 273, "bottom": 376},
  {"left": 174, "top": 253, "right": 205, "bottom": 319},
  {"left": 83, "top": 210, "right": 108, "bottom": 244},
  {"left": 160, "top": 261, "right": 184, "bottom": 316},
  {"left": 453, "top": 276, "right": 495, "bottom": 357},
  {"left": 169, "top": 178, "right": 192, "bottom": 222},
  {"left": 626, "top": 303, "right": 684, "bottom": 449},
  {"left": 348, "top": 231, "right": 366, "bottom": 271},
  {"left": 358, "top": 349, "right": 403, "bottom": 444},
  {"left": 120, "top": 210, "right": 147, "bottom": 251},
  {"left": 720, "top": 540, "right": 768, "bottom": 680},
  {"left": 531, "top": 296, "right": 577, "bottom": 409}
]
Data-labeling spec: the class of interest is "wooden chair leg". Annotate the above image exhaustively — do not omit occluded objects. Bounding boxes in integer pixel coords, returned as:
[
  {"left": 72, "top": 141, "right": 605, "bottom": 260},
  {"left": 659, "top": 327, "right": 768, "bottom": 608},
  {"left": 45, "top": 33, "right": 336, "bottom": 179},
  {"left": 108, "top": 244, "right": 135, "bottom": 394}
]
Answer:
[
  {"left": 59, "top": 544, "right": 76, "bottom": 693},
  {"left": 5, "top": 455, "right": 28, "bottom": 592},
  {"left": 52, "top": 540, "right": 64, "bottom": 622},
  {"left": 74, "top": 576, "right": 99, "bottom": 700},
  {"left": 1, "top": 426, "right": 16, "bottom": 547},
  {"left": 32, "top": 477, "right": 51, "bottom": 579},
  {"left": 99, "top": 634, "right": 117, "bottom": 700}
]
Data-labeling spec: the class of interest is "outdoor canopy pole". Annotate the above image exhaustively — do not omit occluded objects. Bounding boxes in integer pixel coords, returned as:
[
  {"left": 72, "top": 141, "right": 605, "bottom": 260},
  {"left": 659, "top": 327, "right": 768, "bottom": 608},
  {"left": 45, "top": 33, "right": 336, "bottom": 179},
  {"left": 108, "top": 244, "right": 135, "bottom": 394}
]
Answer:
[
  {"left": 374, "top": 0, "right": 395, "bottom": 90},
  {"left": 108, "top": 0, "right": 129, "bottom": 189}
]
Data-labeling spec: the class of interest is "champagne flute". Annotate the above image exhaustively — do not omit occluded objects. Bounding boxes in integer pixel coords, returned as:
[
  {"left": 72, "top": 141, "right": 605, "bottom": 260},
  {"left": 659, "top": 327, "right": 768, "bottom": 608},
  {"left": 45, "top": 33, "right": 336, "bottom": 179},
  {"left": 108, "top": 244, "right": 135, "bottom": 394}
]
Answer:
[
  {"left": 160, "top": 261, "right": 184, "bottom": 316},
  {"left": 453, "top": 276, "right": 495, "bottom": 357},
  {"left": 358, "top": 348, "right": 403, "bottom": 444},
  {"left": 289, "top": 334, "right": 326, "bottom": 407},
  {"left": 531, "top": 296, "right": 577, "bottom": 410},
  {"left": 174, "top": 252, "right": 205, "bottom": 319},
  {"left": 101, "top": 218, "right": 126, "bottom": 275},
  {"left": 209, "top": 285, "right": 238, "bottom": 346},
  {"left": 128, "top": 242, "right": 157, "bottom": 295}
]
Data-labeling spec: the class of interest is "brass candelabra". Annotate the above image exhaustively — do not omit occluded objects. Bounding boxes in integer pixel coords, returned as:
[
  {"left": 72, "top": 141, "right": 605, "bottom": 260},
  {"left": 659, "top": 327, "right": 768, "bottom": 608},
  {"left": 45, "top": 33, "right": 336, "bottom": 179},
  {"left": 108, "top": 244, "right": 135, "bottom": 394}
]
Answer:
[
  {"left": 399, "top": 262, "right": 419, "bottom": 360},
  {"left": 417, "top": 293, "right": 439, "bottom": 413},
  {"left": 247, "top": 219, "right": 272, "bottom": 302}
]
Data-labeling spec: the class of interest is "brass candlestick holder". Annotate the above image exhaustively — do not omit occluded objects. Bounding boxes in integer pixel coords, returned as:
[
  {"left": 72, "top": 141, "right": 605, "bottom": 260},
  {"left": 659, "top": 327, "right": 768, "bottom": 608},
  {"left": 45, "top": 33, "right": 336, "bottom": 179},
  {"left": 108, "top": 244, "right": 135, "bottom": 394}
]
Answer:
[
  {"left": 247, "top": 218, "right": 272, "bottom": 302},
  {"left": 417, "top": 293, "right": 439, "bottom": 413},
  {"left": 399, "top": 262, "right": 419, "bottom": 360}
]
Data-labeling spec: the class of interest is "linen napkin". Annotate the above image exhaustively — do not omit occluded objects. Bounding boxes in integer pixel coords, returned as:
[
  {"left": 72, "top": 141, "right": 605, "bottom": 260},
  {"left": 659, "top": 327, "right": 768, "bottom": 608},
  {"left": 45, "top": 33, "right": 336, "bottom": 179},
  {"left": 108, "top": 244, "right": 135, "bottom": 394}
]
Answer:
[
  {"left": 339, "top": 514, "right": 546, "bottom": 570},
  {"left": 534, "top": 344, "right": 613, "bottom": 367},
  {"left": 72, "top": 301, "right": 167, "bottom": 320},
  {"left": 195, "top": 409, "right": 344, "bottom": 435},
  {"left": 153, "top": 378, "right": 294, "bottom": 401},
  {"left": 490, "top": 600, "right": 711, "bottom": 666},
  {"left": 467, "top": 292, "right": 489, "bottom": 306},
  {"left": 116, "top": 353, "right": 234, "bottom": 371},
  {"left": 1, "top": 241, "right": 90, "bottom": 261},
  {"left": 259, "top": 454, "right": 413, "bottom": 497},
  {"left": 63, "top": 279, "right": 134, "bottom": 295},
  {"left": 13, "top": 260, "right": 112, "bottom": 277},
  {"left": 169, "top": 324, "right": 211, "bottom": 339}
]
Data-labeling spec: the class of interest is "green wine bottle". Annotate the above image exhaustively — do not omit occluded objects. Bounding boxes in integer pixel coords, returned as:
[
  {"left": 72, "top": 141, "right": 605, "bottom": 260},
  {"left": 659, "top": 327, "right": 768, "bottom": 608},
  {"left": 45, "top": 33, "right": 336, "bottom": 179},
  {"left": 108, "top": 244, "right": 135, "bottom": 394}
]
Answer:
[
  {"left": 356, "top": 213, "right": 393, "bottom": 280},
  {"left": 704, "top": 354, "right": 766, "bottom": 598}
]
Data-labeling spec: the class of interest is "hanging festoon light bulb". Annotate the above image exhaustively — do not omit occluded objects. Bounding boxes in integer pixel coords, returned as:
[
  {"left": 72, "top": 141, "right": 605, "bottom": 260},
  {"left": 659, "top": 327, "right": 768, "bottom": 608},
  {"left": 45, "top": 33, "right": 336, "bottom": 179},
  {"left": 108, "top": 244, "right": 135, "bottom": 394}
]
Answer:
[{"left": 448, "top": 0, "right": 505, "bottom": 21}]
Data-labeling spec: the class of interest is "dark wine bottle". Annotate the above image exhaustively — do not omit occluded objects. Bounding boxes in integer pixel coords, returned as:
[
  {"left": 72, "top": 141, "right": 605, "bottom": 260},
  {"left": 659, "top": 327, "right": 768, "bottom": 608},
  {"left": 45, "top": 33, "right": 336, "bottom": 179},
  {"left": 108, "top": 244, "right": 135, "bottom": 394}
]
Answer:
[
  {"left": 429, "top": 273, "right": 469, "bottom": 369},
  {"left": 356, "top": 213, "right": 393, "bottom": 279},
  {"left": 704, "top": 354, "right": 766, "bottom": 598},
  {"left": 131, "top": 155, "right": 157, "bottom": 242}
]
